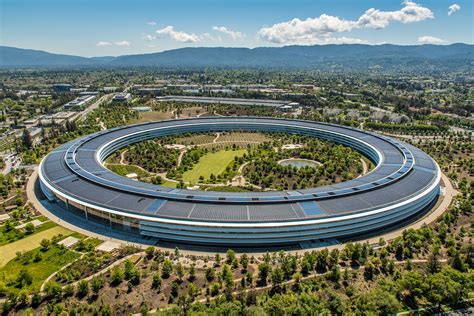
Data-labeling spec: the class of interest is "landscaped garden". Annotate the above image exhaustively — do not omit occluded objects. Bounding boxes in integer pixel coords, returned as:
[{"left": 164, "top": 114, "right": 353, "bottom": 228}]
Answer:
[
  {"left": 105, "top": 131, "right": 370, "bottom": 191},
  {"left": 0, "top": 240, "right": 80, "bottom": 293}
]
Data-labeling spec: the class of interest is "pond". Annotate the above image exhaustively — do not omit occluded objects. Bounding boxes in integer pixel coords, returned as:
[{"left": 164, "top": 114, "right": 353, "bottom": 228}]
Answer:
[{"left": 278, "top": 158, "right": 321, "bottom": 169}]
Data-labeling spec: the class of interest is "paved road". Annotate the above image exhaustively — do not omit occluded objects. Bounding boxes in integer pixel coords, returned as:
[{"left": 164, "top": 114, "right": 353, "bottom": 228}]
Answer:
[
  {"left": 1, "top": 154, "right": 21, "bottom": 175},
  {"left": 78, "top": 93, "right": 114, "bottom": 121}
]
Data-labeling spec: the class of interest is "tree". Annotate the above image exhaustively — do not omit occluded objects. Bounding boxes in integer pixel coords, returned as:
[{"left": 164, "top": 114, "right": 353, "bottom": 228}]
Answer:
[
  {"left": 31, "top": 292, "right": 41, "bottom": 307},
  {"left": 450, "top": 252, "right": 466, "bottom": 272},
  {"left": 210, "top": 282, "right": 221, "bottom": 296},
  {"left": 76, "top": 280, "right": 89, "bottom": 298},
  {"left": 18, "top": 290, "right": 29, "bottom": 306},
  {"left": 427, "top": 252, "right": 441, "bottom": 274},
  {"left": 25, "top": 222, "right": 35, "bottom": 234},
  {"left": 364, "top": 262, "right": 375, "bottom": 280},
  {"left": 91, "top": 276, "right": 104, "bottom": 295},
  {"left": 145, "top": 246, "right": 155, "bottom": 259},
  {"left": 16, "top": 268, "right": 33, "bottom": 287},
  {"left": 427, "top": 272, "right": 463, "bottom": 309},
  {"left": 187, "top": 283, "right": 198, "bottom": 298},
  {"left": 271, "top": 266, "right": 284, "bottom": 289},
  {"left": 152, "top": 273, "right": 162, "bottom": 291},
  {"left": 44, "top": 281, "right": 62, "bottom": 301},
  {"left": 330, "top": 264, "right": 341, "bottom": 283},
  {"left": 258, "top": 262, "right": 271, "bottom": 286},
  {"left": 177, "top": 294, "right": 193, "bottom": 315},
  {"left": 354, "top": 288, "right": 401, "bottom": 315},
  {"left": 162, "top": 259, "right": 173, "bottom": 279},
  {"left": 397, "top": 271, "right": 427, "bottom": 307},
  {"left": 206, "top": 267, "right": 216, "bottom": 282},
  {"left": 327, "top": 291, "right": 345, "bottom": 315},
  {"left": 176, "top": 263, "right": 185, "bottom": 282},
  {"left": 40, "top": 239, "right": 51, "bottom": 251},
  {"left": 124, "top": 260, "right": 135, "bottom": 279},
  {"left": 171, "top": 281, "right": 180, "bottom": 298},
  {"left": 110, "top": 266, "right": 124, "bottom": 285},
  {"left": 221, "top": 264, "right": 234, "bottom": 288},
  {"left": 240, "top": 254, "right": 249, "bottom": 272},
  {"left": 226, "top": 249, "right": 236, "bottom": 264},
  {"left": 214, "top": 253, "right": 221, "bottom": 266},
  {"left": 189, "top": 265, "right": 196, "bottom": 281}
]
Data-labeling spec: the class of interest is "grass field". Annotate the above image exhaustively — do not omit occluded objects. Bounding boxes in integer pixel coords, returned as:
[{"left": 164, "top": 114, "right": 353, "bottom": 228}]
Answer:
[
  {"left": 129, "top": 111, "right": 174, "bottom": 124},
  {"left": 161, "top": 179, "right": 178, "bottom": 188},
  {"left": 0, "top": 220, "right": 57, "bottom": 246},
  {"left": 0, "top": 226, "right": 74, "bottom": 267},
  {"left": 106, "top": 163, "right": 150, "bottom": 178},
  {"left": 0, "top": 246, "right": 80, "bottom": 292},
  {"left": 182, "top": 149, "right": 246, "bottom": 183}
]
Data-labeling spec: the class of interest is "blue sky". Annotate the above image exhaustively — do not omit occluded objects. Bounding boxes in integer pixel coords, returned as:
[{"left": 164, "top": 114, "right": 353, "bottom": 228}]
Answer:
[{"left": 1, "top": 0, "right": 472, "bottom": 57}]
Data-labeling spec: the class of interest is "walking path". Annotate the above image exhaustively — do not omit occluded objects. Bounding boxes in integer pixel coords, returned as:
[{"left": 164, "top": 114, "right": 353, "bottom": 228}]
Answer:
[
  {"left": 357, "top": 158, "right": 369, "bottom": 178},
  {"left": 119, "top": 150, "right": 128, "bottom": 165},
  {"left": 40, "top": 252, "right": 143, "bottom": 292},
  {"left": 196, "top": 112, "right": 209, "bottom": 118},
  {"left": 176, "top": 149, "right": 187, "bottom": 167},
  {"left": 212, "top": 132, "right": 220, "bottom": 143}
]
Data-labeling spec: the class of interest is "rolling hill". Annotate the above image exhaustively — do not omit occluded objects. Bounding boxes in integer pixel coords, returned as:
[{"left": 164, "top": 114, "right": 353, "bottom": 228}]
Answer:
[{"left": 1, "top": 44, "right": 472, "bottom": 71}]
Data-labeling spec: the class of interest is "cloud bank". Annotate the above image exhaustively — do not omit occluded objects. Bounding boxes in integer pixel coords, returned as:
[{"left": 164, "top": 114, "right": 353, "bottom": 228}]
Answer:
[
  {"left": 156, "top": 26, "right": 200, "bottom": 43},
  {"left": 212, "top": 26, "right": 244, "bottom": 40},
  {"left": 96, "top": 41, "right": 131, "bottom": 47},
  {"left": 417, "top": 36, "right": 444, "bottom": 44},
  {"left": 258, "top": 1, "right": 434, "bottom": 44}
]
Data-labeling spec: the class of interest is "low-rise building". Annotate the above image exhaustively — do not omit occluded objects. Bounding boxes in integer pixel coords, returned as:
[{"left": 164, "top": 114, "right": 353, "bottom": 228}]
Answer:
[
  {"left": 131, "top": 106, "right": 152, "bottom": 112},
  {"left": 52, "top": 84, "right": 72, "bottom": 92},
  {"left": 64, "top": 95, "right": 96, "bottom": 109},
  {"left": 111, "top": 92, "right": 131, "bottom": 103}
]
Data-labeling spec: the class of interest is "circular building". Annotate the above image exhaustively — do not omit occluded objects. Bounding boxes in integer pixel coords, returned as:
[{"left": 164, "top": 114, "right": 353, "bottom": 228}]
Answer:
[{"left": 39, "top": 117, "right": 440, "bottom": 247}]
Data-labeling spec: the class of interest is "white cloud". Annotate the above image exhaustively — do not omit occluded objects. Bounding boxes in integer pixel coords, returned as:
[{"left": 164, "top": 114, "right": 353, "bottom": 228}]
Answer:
[
  {"left": 144, "top": 34, "right": 156, "bottom": 42},
  {"left": 96, "top": 41, "right": 112, "bottom": 47},
  {"left": 114, "top": 40, "right": 131, "bottom": 47},
  {"left": 200, "top": 33, "right": 222, "bottom": 42},
  {"left": 357, "top": 1, "right": 433, "bottom": 29},
  {"left": 147, "top": 21, "right": 157, "bottom": 26},
  {"left": 156, "top": 26, "right": 200, "bottom": 43},
  {"left": 258, "top": 1, "right": 433, "bottom": 44},
  {"left": 417, "top": 35, "right": 444, "bottom": 44},
  {"left": 322, "top": 37, "right": 369, "bottom": 44},
  {"left": 448, "top": 4, "right": 460, "bottom": 16},
  {"left": 212, "top": 26, "right": 244, "bottom": 40},
  {"left": 258, "top": 15, "right": 355, "bottom": 44}
]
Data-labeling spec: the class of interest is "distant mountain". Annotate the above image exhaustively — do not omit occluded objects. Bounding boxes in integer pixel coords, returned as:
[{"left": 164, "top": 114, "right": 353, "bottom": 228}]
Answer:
[
  {"left": 0, "top": 46, "right": 94, "bottom": 67},
  {"left": 1, "top": 44, "right": 473, "bottom": 71}
]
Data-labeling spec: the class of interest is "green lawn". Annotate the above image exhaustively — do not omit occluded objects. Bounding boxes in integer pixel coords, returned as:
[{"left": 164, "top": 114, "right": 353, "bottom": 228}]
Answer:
[
  {"left": 106, "top": 163, "right": 150, "bottom": 178},
  {"left": 205, "top": 186, "right": 253, "bottom": 192},
  {"left": 0, "top": 220, "right": 58, "bottom": 246},
  {"left": 0, "top": 246, "right": 80, "bottom": 293},
  {"left": 182, "top": 149, "right": 247, "bottom": 183},
  {"left": 0, "top": 226, "right": 74, "bottom": 267},
  {"left": 161, "top": 179, "right": 178, "bottom": 188}
]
